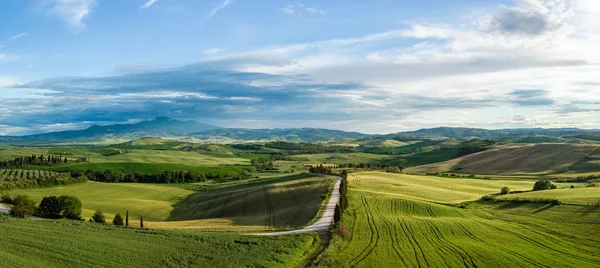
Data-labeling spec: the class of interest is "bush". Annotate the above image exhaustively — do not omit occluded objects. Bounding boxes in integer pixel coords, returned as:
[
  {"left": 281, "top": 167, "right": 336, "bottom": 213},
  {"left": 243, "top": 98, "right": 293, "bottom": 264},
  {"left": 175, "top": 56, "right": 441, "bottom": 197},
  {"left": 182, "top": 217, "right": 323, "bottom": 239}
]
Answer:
[
  {"left": 1, "top": 193, "right": 13, "bottom": 204},
  {"left": 113, "top": 213, "right": 124, "bottom": 226},
  {"left": 500, "top": 187, "right": 510, "bottom": 195},
  {"left": 92, "top": 209, "right": 106, "bottom": 223},
  {"left": 9, "top": 195, "right": 37, "bottom": 218},
  {"left": 334, "top": 222, "right": 352, "bottom": 240},
  {"left": 36, "top": 195, "right": 83, "bottom": 220},
  {"left": 533, "top": 180, "right": 557, "bottom": 191}
]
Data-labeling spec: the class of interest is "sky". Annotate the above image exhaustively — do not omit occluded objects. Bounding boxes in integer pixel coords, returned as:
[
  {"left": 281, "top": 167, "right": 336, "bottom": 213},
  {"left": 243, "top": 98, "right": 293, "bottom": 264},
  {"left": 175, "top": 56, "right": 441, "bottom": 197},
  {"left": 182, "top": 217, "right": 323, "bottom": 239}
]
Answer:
[{"left": 0, "top": 0, "right": 599, "bottom": 135}]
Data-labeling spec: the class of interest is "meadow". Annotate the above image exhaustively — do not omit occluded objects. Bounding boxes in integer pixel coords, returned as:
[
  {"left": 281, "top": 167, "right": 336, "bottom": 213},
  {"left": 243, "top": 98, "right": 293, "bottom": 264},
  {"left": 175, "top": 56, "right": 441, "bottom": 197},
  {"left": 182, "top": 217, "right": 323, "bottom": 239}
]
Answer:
[
  {"left": 0, "top": 214, "right": 317, "bottom": 267},
  {"left": 497, "top": 187, "right": 600, "bottom": 205},
  {"left": 408, "top": 144, "right": 599, "bottom": 175},
  {"left": 316, "top": 172, "right": 600, "bottom": 267},
  {"left": 9, "top": 174, "right": 335, "bottom": 230}
]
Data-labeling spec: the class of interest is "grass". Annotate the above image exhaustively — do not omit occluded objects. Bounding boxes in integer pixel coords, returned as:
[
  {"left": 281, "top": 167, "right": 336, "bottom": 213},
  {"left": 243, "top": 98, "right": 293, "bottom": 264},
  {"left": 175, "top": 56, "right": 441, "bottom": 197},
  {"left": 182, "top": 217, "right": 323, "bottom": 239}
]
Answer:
[
  {"left": 498, "top": 187, "right": 600, "bottom": 206},
  {"left": 290, "top": 153, "right": 392, "bottom": 165},
  {"left": 9, "top": 174, "right": 335, "bottom": 230},
  {"left": 348, "top": 172, "right": 535, "bottom": 204},
  {"left": 379, "top": 149, "right": 460, "bottom": 167},
  {"left": 0, "top": 214, "right": 316, "bottom": 268},
  {"left": 316, "top": 171, "right": 600, "bottom": 267},
  {"left": 0, "top": 148, "right": 251, "bottom": 174},
  {"left": 407, "top": 144, "right": 600, "bottom": 175},
  {"left": 25, "top": 163, "right": 251, "bottom": 175}
]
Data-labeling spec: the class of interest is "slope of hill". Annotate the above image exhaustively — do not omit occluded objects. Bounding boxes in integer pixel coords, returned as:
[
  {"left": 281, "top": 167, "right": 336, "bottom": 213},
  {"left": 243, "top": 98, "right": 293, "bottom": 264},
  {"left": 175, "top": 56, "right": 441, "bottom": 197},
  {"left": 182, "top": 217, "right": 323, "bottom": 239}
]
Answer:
[
  {"left": 193, "top": 128, "right": 370, "bottom": 143},
  {"left": 407, "top": 144, "right": 600, "bottom": 175},
  {"left": 388, "top": 127, "right": 600, "bottom": 140}
]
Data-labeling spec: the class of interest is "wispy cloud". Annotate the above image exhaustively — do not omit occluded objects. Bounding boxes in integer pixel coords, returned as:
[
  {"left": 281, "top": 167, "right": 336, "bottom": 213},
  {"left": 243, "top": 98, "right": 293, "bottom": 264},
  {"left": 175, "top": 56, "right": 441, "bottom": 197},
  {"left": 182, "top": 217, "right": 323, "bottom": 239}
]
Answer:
[
  {"left": 203, "top": 48, "right": 224, "bottom": 55},
  {"left": 281, "top": 2, "right": 325, "bottom": 16},
  {"left": 9, "top": 32, "right": 28, "bottom": 42},
  {"left": 208, "top": 0, "right": 232, "bottom": 18},
  {"left": 40, "top": 0, "right": 96, "bottom": 32},
  {"left": 139, "top": 0, "right": 158, "bottom": 9}
]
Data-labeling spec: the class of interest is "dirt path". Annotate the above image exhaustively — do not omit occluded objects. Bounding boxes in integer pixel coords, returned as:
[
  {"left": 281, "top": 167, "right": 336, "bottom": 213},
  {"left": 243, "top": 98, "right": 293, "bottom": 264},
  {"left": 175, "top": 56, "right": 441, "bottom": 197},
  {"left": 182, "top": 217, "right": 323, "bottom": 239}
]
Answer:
[
  {"left": 0, "top": 202, "right": 10, "bottom": 214},
  {"left": 252, "top": 176, "right": 341, "bottom": 236}
]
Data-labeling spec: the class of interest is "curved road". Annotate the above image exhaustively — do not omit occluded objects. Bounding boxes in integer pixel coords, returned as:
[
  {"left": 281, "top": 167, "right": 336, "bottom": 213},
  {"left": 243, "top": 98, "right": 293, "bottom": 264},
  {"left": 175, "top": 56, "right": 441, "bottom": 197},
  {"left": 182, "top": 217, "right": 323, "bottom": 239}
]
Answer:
[
  {"left": 253, "top": 176, "right": 341, "bottom": 236},
  {"left": 0, "top": 203, "right": 9, "bottom": 214}
]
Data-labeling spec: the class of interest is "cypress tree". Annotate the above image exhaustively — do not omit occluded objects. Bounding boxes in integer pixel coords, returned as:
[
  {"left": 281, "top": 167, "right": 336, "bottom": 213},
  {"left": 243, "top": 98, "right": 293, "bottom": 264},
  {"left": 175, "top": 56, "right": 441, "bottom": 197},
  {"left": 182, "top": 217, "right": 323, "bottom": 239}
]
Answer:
[
  {"left": 126, "top": 211, "right": 129, "bottom": 227},
  {"left": 140, "top": 216, "right": 144, "bottom": 228}
]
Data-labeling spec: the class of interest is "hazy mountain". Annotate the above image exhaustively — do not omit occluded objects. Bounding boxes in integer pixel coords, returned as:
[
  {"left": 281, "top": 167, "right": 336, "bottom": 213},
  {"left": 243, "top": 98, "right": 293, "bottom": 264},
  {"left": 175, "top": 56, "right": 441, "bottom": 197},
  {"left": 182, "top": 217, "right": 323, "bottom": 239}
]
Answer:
[
  {"left": 0, "top": 117, "right": 219, "bottom": 144},
  {"left": 193, "top": 128, "right": 370, "bottom": 143},
  {"left": 0, "top": 118, "right": 370, "bottom": 144}
]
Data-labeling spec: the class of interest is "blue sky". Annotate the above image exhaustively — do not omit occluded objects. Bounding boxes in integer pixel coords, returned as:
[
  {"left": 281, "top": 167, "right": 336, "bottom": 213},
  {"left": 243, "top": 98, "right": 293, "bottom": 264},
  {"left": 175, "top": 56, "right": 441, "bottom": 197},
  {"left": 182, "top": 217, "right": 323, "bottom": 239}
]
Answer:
[{"left": 1, "top": 0, "right": 599, "bottom": 135}]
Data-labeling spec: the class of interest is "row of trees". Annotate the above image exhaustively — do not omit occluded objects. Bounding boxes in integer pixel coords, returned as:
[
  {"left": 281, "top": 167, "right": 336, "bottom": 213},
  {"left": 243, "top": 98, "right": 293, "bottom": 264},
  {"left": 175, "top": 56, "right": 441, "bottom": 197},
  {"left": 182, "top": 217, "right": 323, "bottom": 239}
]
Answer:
[
  {"left": 8, "top": 195, "right": 82, "bottom": 220},
  {"left": 0, "top": 154, "right": 67, "bottom": 169},
  {"left": 77, "top": 169, "right": 251, "bottom": 184}
]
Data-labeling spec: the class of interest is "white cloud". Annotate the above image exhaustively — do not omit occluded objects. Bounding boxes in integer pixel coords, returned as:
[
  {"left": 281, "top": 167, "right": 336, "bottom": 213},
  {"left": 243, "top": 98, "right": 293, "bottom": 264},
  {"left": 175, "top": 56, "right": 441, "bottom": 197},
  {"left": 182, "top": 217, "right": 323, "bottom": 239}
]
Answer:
[
  {"left": 208, "top": 0, "right": 232, "bottom": 18},
  {"left": 281, "top": 2, "right": 325, "bottom": 16},
  {"left": 139, "top": 0, "right": 158, "bottom": 9},
  {"left": 203, "top": 48, "right": 224, "bottom": 55},
  {"left": 9, "top": 32, "right": 28, "bottom": 41},
  {"left": 40, "top": 0, "right": 96, "bottom": 32}
]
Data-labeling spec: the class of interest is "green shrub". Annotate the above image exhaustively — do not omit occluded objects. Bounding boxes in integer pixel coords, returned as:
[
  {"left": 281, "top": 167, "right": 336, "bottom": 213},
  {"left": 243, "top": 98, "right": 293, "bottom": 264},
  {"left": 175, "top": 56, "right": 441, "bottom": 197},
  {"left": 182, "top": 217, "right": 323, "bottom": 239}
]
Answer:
[
  {"left": 533, "top": 180, "right": 557, "bottom": 191},
  {"left": 500, "top": 187, "right": 510, "bottom": 195},
  {"left": 92, "top": 209, "right": 106, "bottom": 223},
  {"left": 113, "top": 213, "right": 124, "bottom": 226},
  {"left": 9, "top": 195, "right": 37, "bottom": 218}
]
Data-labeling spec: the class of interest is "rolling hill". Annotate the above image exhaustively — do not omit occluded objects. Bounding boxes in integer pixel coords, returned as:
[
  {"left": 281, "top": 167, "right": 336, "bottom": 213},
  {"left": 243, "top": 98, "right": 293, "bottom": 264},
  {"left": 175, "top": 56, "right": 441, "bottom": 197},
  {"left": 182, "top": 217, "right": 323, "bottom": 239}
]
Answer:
[{"left": 406, "top": 144, "right": 600, "bottom": 175}]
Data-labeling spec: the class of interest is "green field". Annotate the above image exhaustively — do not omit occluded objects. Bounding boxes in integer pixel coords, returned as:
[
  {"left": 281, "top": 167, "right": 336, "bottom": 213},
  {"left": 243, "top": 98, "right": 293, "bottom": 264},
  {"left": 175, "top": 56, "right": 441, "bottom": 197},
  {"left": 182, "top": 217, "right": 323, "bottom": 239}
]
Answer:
[
  {"left": 498, "top": 187, "right": 600, "bottom": 205},
  {"left": 408, "top": 144, "right": 599, "bottom": 175},
  {"left": 9, "top": 174, "right": 335, "bottom": 230},
  {"left": 290, "top": 153, "right": 392, "bottom": 165},
  {"left": 0, "top": 214, "right": 316, "bottom": 267},
  {"left": 0, "top": 147, "right": 251, "bottom": 174},
  {"left": 316, "top": 172, "right": 600, "bottom": 267}
]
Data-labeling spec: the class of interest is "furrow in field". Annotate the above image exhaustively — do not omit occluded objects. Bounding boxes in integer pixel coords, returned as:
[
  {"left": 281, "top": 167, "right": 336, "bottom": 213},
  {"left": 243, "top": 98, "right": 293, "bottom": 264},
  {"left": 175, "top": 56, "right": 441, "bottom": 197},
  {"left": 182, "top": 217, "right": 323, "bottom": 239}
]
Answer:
[
  {"left": 263, "top": 186, "right": 275, "bottom": 227},
  {"left": 349, "top": 196, "right": 380, "bottom": 267},
  {"left": 374, "top": 199, "right": 406, "bottom": 266}
]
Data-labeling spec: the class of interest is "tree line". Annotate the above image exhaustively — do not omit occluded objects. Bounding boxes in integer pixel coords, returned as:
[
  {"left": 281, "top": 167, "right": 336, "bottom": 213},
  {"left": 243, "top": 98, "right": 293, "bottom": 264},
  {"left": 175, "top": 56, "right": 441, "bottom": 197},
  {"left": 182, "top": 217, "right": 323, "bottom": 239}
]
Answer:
[
  {"left": 0, "top": 154, "right": 68, "bottom": 169},
  {"left": 77, "top": 169, "right": 251, "bottom": 184}
]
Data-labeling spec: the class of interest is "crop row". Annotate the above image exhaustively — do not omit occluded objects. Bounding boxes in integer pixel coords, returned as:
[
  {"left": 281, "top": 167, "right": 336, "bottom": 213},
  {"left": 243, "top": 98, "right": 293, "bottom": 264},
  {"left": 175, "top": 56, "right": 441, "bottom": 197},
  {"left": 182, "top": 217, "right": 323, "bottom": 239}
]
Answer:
[{"left": 0, "top": 169, "right": 84, "bottom": 191}]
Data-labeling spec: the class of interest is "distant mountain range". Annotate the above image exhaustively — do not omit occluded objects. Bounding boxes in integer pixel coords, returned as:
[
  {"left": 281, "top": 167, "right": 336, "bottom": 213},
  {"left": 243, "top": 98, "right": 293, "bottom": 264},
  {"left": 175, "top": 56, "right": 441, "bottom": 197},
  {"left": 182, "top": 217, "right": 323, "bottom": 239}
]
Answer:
[
  {"left": 0, "top": 117, "right": 369, "bottom": 144},
  {"left": 385, "top": 127, "right": 600, "bottom": 139},
  {"left": 2, "top": 119, "right": 600, "bottom": 145}
]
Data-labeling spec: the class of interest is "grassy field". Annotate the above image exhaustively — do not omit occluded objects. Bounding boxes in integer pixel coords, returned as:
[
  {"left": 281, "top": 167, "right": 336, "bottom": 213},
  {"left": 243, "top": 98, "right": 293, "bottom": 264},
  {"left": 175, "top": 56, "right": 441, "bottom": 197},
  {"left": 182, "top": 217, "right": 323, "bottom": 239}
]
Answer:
[
  {"left": 316, "top": 172, "right": 600, "bottom": 267},
  {"left": 290, "top": 153, "right": 392, "bottom": 165},
  {"left": 348, "top": 172, "right": 535, "bottom": 204},
  {"left": 0, "top": 147, "right": 251, "bottom": 174},
  {"left": 0, "top": 214, "right": 317, "bottom": 267},
  {"left": 407, "top": 144, "right": 599, "bottom": 175},
  {"left": 498, "top": 187, "right": 600, "bottom": 205},
  {"left": 379, "top": 149, "right": 460, "bottom": 168},
  {"left": 9, "top": 174, "right": 335, "bottom": 230}
]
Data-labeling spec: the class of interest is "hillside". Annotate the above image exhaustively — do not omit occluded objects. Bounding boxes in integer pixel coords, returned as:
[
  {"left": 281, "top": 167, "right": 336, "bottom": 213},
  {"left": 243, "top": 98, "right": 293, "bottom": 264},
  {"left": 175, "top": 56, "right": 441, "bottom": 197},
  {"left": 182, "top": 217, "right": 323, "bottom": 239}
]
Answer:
[
  {"left": 193, "top": 128, "right": 370, "bottom": 143},
  {"left": 406, "top": 144, "right": 600, "bottom": 175},
  {"left": 387, "top": 127, "right": 600, "bottom": 140}
]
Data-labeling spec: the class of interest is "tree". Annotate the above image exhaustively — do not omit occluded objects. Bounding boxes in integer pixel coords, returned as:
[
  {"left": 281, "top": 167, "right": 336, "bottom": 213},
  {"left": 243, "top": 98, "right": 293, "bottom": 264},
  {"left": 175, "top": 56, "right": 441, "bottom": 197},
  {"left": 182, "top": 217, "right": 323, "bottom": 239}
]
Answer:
[
  {"left": 533, "top": 180, "right": 557, "bottom": 191},
  {"left": 113, "top": 213, "right": 124, "bottom": 226},
  {"left": 500, "top": 187, "right": 510, "bottom": 195},
  {"left": 126, "top": 211, "right": 129, "bottom": 227},
  {"left": 9, "top": 195, "right": 37, "bottom": 218},
  {"left": 140, "top": 216, "right": 144, "bottom": 228},
  {"left": 334, "top": 204, "right": 342, "bottom": 225},
  {"left": 58, "top": 196, "right": 82, "bottom": 220},
  {"left": 92, "top": 209, "right": 106, "bottom": 223},
  {"left": 37, "top": 196, "right": 63, "bottom": 219},
  {"left": 36, "top": 195, "right": 82, "bottom": 220}
]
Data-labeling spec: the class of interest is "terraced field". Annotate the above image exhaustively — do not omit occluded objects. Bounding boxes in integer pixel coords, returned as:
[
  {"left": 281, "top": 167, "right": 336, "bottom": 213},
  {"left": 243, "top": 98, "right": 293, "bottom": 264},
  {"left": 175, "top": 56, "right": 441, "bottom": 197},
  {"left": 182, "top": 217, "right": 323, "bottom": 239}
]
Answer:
[
  {"left": 316, "top": 172, "right": 600, "bottom": 267},
  {"left": 9, "top": 174, "right": 335, "bottom": 230}
]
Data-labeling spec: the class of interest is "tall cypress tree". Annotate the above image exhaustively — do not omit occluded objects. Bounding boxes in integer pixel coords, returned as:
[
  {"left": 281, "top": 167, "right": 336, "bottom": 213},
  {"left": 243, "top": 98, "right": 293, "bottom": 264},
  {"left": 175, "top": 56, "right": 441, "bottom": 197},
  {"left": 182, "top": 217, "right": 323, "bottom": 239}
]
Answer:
[{"left": 125, "top": 211, "right": 129, "bottom": 227}]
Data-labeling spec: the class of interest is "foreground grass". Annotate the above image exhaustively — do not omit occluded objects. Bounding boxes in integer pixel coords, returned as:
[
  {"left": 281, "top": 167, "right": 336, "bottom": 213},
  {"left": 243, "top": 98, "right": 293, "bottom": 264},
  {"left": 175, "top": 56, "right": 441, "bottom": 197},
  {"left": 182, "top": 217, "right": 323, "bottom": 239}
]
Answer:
[
  {"left": 9, "top": 174, "right": 335, "bottom": 230},
  {"left": 316, "top": 172, "right": 600, "bottom": 267},
  {"left": 0, "top": 214, "right": 315, "bottom": 268}
]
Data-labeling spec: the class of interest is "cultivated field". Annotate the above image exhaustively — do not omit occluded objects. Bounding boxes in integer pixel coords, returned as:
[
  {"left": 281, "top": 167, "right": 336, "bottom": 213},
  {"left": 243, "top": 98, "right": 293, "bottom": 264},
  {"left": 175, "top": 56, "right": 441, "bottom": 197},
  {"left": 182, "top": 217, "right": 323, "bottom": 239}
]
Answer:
[
  {"left": 291, "top": 153, "right": 392, "bottom": 165},
  {"left": 9, "top": 174, "right": 335, "bottom": 230},
  {"left": 407, "top": 144, "right": 599, "bottom": 175},
  {"left": 498, "top": 187, "right": 600, "bottom": 205},
  {"left": 0, "top": 214, "right": 317, "bottom": 267},
  {"left": 316, "top": 172, "right": 600, "bottom": 267},
  {"left": 0, "top": 169, "right": 76, "bottom": 190}
]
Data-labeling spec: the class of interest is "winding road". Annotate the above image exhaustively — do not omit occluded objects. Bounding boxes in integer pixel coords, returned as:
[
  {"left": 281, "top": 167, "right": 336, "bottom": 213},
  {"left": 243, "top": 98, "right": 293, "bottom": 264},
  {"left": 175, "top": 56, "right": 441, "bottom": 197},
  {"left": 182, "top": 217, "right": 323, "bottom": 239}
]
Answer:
[
  {"left": 0, "top": 202, "right": 11, "bottom": 215},
  {"left": 253, "top": 176, "right": 341, "bottom": 236}
]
